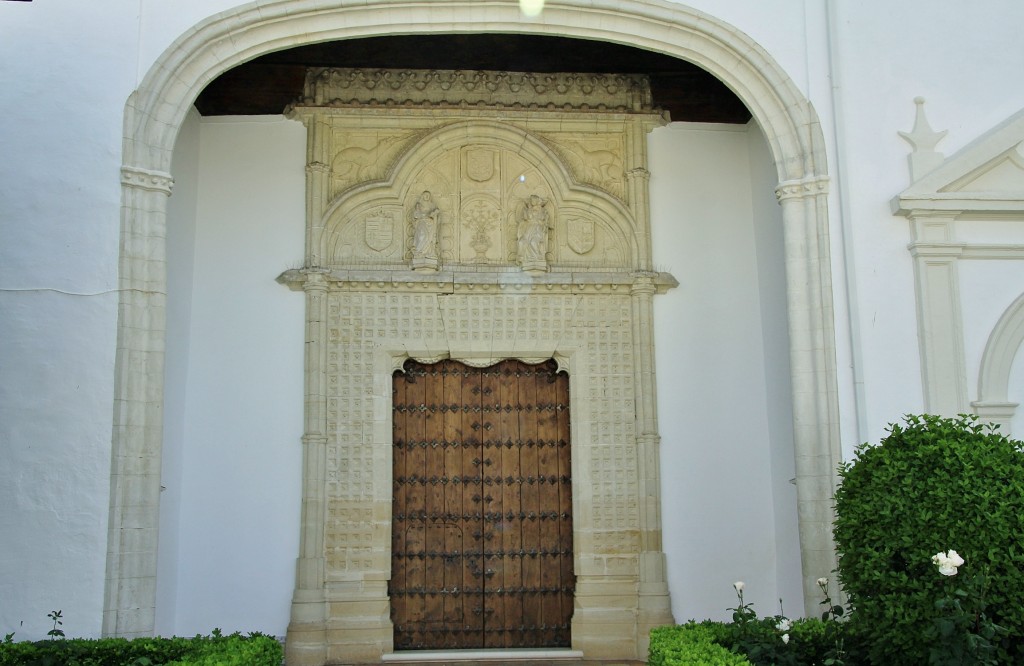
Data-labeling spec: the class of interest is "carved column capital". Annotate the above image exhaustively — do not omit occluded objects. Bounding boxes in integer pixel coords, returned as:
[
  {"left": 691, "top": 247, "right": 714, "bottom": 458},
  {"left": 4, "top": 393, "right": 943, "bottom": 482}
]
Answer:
[
  {"left": 306, "top": 161, "right": 330, "bottom": 175},
  {"left": 302, "top": 269, "right": 331, "bottom": 292},
  {"left": 121, "top": 165, "right": 174, "bottom": 195},
  {"left": 626, "top": 167, "right": 651, "bottom": 181},
  {"left": 630, "top": 274, "right": 657, "bottom": 296}
]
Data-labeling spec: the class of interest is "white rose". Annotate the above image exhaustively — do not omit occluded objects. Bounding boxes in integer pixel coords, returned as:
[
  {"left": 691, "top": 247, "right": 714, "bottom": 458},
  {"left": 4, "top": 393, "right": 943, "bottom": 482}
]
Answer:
[
  {"left": 932, "top": 550, "right": 961, "bottom": 576},
  {"left": 776, "top": 618, "right": 792, "bottom": 632},
  {"left": 782, "top": 633, "right": 790, "bottom": 645},
  {"left": 733, "top": 581, "right": 745, "bottom": 593},
  {"left": 817, "top": 577, "right": 829, "bottom": 587}
]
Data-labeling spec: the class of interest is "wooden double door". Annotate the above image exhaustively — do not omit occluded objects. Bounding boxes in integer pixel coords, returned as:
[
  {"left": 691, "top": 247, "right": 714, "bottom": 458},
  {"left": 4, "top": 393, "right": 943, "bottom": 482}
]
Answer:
[{"left": 390, "top": 359, "right": 574, "bottom": 650}]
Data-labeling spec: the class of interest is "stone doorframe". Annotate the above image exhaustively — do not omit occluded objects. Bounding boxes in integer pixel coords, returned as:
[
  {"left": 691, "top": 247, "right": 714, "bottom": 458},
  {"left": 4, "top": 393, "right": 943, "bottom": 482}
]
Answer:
[{"left": 107, "top": 0, "right": 842, "bottom": 647}]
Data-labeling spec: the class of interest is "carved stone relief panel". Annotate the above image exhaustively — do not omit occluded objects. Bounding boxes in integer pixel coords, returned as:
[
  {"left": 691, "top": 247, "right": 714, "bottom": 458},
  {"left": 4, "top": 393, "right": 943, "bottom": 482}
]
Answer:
[
  {"left": 544, "top": 134, "right": 627, "bottom": 200},
  {"left": 316, "top": 128, "right": 638, "bottom": 271},
  {"left": 319, "top": 287, "right": 644, "bottom": 581},
  {"left": 326, "top": 204, "right": 406, "bottom": 264},
  {"left": 329, "top": 129, "right": 420, "bottom": 197}
]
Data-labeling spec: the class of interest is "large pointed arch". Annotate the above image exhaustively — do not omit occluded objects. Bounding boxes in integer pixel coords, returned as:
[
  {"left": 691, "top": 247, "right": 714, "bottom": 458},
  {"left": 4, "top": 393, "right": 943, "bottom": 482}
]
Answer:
[{"left": 108, "top": 0, "right": 841, "bottom": 653}]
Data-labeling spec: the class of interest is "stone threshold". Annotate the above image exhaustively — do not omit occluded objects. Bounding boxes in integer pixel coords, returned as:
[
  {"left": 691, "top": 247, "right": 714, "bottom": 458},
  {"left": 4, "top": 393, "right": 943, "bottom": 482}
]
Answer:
[{"left": 383, "top": 649, "right": 584, "bottom": 662}]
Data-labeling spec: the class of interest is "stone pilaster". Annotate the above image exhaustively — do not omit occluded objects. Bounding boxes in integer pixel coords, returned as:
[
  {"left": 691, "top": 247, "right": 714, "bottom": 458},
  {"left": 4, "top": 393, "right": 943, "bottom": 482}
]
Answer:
[
  {"left": 103, "top": 166, "right": 173, "bottom": 637},
  {"left": 907, "top": 213, "right": 968, "bottom": 415},
  {"left": 775, "top": 176, "right": 843, "bottom": 615},
  {"left": 630, "top": 274, "right": 674, "bottom": 654},
  {"left": 286, "top": 270, "right": 329, "bottom": 666}
]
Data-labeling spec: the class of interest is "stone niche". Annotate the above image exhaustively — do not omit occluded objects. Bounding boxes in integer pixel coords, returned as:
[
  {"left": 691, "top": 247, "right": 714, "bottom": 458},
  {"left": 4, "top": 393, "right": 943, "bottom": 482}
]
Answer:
[{"left": 278, "top": 68, "right": 677, "bottom": 665}]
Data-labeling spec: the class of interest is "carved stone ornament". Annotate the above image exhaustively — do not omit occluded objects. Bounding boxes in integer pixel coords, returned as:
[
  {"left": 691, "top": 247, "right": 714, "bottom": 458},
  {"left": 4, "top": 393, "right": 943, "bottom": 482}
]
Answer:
[
  {"left": 517, "top": 194, "right": 551, "bottom": 273},
  {"left": 294, "top": 68, "right": 656, "bottom": 113},
  {"left": 466, "top": 148, "right": 495, "bottom": 182},
  {"left": 567, "top": 217, "right": 596, "bottom": 254},
  {"left": 410, "top": 190, "right": 441, "bottom": 271},
  {"left": 364, "top": 209, "right": 395, "bottom": 252},
  {"left": 462, "top": 198, "right": 501, "bottom": 263}
]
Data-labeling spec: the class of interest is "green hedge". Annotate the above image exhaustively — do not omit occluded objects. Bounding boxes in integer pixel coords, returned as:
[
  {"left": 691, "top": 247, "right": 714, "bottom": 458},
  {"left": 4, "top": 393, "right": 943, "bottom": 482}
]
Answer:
[
  {"left": 833, "top": 414, "right": 1024, "bottom": 664},
  {"left": 650, "top": 618, "right": 844, "bottom": 666},
  {"left": 0, "top": 632, "right": 282, "bottom": 666},
  {"left": 649, "top": 624, "right": 752, "bottom": 666}
]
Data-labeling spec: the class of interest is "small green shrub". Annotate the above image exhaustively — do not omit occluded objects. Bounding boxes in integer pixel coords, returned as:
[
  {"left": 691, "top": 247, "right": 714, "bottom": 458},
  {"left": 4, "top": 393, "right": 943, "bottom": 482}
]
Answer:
[
  {"left": 0, "top": 632, "right": 282, "bottom": 666},
  {"left": 649, "top": 624, "right": 752, "bottom": 666},
  {"left": 834, "top": 414, "right": 1024, "bottom": 664},
  {"left": 649, "top": 618, "right": 847, "bottom": 666}
]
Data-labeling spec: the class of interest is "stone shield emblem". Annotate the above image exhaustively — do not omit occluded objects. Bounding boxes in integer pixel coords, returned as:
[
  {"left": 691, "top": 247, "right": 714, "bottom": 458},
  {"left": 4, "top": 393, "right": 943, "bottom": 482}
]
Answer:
[
  {"left": 466, "top": 149, "right": 495, "bottom": 182},
  {"left": 364, "top": 211, "right": 394, "bottom": 252},
  {"left": 567, "top": 217, "right": 595, "bottom": 254}
]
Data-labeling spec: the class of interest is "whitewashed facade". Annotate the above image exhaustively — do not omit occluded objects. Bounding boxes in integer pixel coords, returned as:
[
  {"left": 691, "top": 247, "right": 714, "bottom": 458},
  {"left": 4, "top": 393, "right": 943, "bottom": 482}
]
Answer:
[{"left": 1, "top": 0, "right": 1022, "bottom": 662}]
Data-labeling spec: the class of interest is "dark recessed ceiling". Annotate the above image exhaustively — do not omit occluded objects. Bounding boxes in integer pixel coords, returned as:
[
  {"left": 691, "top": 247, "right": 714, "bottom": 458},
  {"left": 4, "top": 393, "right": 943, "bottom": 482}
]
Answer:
[{"left": 195, "top": 34, "right": 751, "bottom": 124}]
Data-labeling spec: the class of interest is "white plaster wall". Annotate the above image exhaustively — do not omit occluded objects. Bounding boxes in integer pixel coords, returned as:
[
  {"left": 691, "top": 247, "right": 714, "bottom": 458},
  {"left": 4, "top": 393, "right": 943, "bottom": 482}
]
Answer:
[
  {"left": 157, "top": 107, "right": 202, "bottom": 634},
  {"left": 0, "top": 0, "right": 141, "bottom": 640},
  {"left": 158, "top": 116, "right": 306, "bottom": 636},
  {"left": 824, "top": 1, "right": 1024, "bottom": 448},
  {"left": 650, "top": 122, "right": 798, "bottom": 621},
  {"left": 747, "top": 122, "right": 803, "bottom": 609}
]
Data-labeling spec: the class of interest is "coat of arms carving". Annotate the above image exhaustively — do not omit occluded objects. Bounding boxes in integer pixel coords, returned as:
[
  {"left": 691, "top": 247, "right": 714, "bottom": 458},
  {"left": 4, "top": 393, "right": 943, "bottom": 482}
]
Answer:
[
  {"left": 364, "top": 210, "right": 395, "bottom": 252},
  {"left": 567, "top": 217, "right": 596, "bottom": 254},
  {"left": 466, "top": 148, "right": 495, "bottom": 182}
]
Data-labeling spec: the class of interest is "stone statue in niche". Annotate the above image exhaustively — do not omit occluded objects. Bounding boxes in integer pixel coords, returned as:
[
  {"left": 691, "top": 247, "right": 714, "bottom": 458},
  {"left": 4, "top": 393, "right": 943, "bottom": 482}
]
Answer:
[
  {"left": 410, "top": 190, "right": 441, "bottom": 271},
  {"left": 517, "top": 194, "right": 551, "bottom": 273}
]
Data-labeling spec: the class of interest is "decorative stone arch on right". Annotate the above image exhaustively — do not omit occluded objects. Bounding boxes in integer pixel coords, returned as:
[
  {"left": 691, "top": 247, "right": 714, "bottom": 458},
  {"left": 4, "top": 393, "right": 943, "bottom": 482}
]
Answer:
[
  {"left": 894, "top": 105, "right": 1024, "bottom": 428},
  {"left": 109, "top": 1, "right": 844, "bottom": 662}
]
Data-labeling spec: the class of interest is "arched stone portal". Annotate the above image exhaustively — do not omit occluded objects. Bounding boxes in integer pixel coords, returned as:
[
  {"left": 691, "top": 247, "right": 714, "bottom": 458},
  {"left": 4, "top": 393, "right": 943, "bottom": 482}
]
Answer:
[{"left": 108, "top": 0, "right": 842, "bottom": 661}]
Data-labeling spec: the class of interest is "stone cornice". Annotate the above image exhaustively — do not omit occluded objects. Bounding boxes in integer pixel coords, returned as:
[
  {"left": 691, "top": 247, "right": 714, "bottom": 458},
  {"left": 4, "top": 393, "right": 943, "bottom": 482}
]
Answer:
[
  {"left": 277, "top": 267, "right": 678, "bottom": 295},
  {"left": 891, "top": 193, "right": 1024, "bottom": 217},
  {"left": 774, "top": 175, "right": 829, "bottom": 202},
  {"left": 121, "top": 166, "right": 174, "bottom": 195},
  {"left": 290, "top": 68, "right": 657, "bottom": 114}
]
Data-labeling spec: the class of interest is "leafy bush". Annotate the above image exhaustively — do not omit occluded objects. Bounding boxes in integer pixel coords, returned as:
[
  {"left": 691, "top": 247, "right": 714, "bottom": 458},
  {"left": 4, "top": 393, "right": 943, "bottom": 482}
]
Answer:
[
  {"left": 0, "top": 631, "right": 282, "bottom": 666},
  {"left": 649, "top": 618, "right": 846, "bottom": 666},
  {"left": 649, "top": 623, "right": 752, "bottom": 666},
  {"left": 833, "top": 414, "right": 1024, "bottom": 664}
]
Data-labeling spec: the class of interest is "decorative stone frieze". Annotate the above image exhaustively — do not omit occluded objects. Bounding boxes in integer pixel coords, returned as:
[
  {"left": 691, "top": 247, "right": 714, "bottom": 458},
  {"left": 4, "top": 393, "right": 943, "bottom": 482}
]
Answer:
[
  {"left": 294, "top": 68, "right": 657, "bottom": 114},
  {"left": 121, "top": 165, "right": 174, "bottom": 195},
  {"left": 774, "top": 175, "right": 829, "bottom": 202}
]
